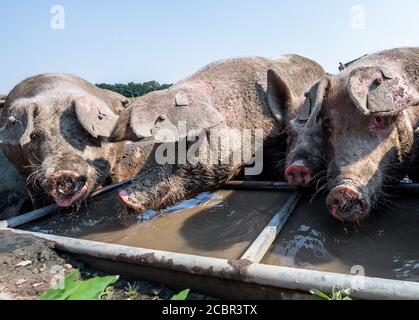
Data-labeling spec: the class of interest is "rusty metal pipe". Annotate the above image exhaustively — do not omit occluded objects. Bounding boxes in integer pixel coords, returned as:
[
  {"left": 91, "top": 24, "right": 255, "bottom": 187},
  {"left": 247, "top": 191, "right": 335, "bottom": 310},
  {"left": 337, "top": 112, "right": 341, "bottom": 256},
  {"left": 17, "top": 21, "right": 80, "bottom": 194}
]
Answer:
[
  {"left": 225, "top": 181, "right": 419, "bottom": 192},
  {"left": 223, "top": 181, "right": 293, "bottom": 191},
  {"left": 396, "top": 184, "right": 419, "bottom": 192},
  {"left": 6, "top": 228, "right": 419, "bottom": 300}
]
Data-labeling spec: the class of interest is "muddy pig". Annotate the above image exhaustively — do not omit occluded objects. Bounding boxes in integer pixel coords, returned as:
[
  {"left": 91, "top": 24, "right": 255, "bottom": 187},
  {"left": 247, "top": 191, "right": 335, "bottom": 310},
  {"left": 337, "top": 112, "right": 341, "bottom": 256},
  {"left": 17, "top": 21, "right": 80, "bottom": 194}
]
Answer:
[
  {"left": 0, "top": 94, "right": 31, "bottom": 219},
  {"left": 281, "top": 79, "right": 329, "bottom": 187},
  {"left": 301, "top": 48, "right": 419, "bottom": 222},
  {"left": 102, "top": 55, "right": 325, "bottom": 213},
  {"left": 0, "top": 74, "right": 150, "bottom": 209},
  {"left": 283, "top": 56, "right": 372, "bottom": 188}
]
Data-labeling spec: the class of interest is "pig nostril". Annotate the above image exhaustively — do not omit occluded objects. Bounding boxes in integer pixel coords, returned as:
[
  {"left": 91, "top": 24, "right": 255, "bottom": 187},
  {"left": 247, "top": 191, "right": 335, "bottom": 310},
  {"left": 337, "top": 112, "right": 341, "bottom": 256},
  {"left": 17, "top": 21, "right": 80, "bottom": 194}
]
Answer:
[
  {"left": 328, "top": 186, "right": 368, "bottom": 221},
  {"left": 55, "top": 174, "right": 87, "bottom": 195},
  {"left": 285, "top": 162, "right": 312, "bottom": 187}
]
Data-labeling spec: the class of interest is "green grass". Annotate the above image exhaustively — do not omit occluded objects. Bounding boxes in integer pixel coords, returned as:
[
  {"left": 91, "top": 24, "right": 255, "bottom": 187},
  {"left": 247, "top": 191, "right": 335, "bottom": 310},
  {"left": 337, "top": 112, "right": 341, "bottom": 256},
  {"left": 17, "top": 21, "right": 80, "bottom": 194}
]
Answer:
[
  {"left": 39, "top": 269, "right": 191, "bottom": 301},
  {"left": 310, "top": 287, "right": 353, "bottom": 300},
  {"left": 125, "top": 282, "right": 140, "bottom": 300},
  {"left": 39, "top": 270, "right": 118, "bottom": 300},
  {"left": 170, "top": 289, "right": 190, "bottom": 300}
]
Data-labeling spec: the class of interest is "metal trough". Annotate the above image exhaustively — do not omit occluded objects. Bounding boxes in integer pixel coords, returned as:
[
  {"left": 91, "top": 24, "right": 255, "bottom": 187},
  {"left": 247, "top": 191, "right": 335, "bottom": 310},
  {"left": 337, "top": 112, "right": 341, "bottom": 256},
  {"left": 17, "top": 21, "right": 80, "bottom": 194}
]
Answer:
[{"left": 1, "top": 181, "right": 419, "bottom": 300}]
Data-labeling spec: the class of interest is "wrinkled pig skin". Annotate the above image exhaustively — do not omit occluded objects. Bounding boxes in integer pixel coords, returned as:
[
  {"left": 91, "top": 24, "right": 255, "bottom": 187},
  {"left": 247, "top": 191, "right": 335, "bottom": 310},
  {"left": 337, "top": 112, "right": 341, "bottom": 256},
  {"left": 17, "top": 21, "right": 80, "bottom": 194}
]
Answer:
[
  {"left": 0, "top": 74, "right": 147, "bottom": 209},
  {"left": 300, "top": 48, "right": 419, "bottom": 222},
  {"left": 108, "top": 55, "right": 325, "bottom": 213}
]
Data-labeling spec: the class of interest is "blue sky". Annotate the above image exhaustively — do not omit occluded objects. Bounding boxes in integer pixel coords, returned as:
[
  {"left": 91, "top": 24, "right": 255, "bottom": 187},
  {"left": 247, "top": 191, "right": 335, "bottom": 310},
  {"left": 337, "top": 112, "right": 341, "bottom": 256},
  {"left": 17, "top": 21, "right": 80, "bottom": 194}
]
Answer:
[{"left": 0, "top": 0, "right": 418, "bottom": 92}]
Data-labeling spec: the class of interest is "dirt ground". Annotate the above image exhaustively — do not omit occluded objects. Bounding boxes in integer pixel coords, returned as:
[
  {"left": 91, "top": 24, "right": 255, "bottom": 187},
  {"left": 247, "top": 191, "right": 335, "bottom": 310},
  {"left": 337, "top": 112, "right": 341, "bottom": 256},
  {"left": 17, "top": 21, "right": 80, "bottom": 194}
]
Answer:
[{"left": 0, "top": 230, "right": 214, "bottom": 300}]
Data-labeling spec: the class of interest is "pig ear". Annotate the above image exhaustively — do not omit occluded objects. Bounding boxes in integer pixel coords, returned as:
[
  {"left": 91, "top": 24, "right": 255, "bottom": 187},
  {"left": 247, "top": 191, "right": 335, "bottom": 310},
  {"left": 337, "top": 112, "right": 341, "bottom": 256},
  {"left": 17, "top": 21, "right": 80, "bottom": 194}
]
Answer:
[
  {"left": 100, "top": 89, "right": 130, "bottom": 114},
  {"left": 348, "top": 66, "right": 419, "bottom": 115},
  {"left": 306, "top": 78, "right": 331, "bottom": 128},
  {"left": 0, "top": 101, "right": 37, "bottom": 146},
  {"left": 134, "top": 101, "right": 224, "bottom": 143},
  {"left": 267, "top": 69, "right": 294, "bottom": 123},
  {"left": 111, "top": 93, "right": 225, "bottom": 143},
  {"left": 108, "top": 108, "right": 141, "bottom": 142},
  {"left": 74, "top": 96, "right": 119, "bottom": 138}
]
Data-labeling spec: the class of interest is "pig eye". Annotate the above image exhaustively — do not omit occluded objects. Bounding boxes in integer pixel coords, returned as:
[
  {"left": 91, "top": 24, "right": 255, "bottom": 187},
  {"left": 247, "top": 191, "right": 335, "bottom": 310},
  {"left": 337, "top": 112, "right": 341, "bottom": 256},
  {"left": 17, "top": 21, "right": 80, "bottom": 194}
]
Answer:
[
  {"left": 322, "top": 119, "right": 331, "bottom": 132},
  {"left": 371, "top": 116, "right": 392, "bottom": 131}
]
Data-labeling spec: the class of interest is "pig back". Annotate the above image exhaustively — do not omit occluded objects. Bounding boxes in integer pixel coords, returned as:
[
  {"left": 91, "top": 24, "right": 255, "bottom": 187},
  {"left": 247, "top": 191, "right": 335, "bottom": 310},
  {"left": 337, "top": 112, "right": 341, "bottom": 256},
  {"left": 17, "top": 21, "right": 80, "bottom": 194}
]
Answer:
[{"left": 178, "top": 56, "right": 324, "bottom": 135}]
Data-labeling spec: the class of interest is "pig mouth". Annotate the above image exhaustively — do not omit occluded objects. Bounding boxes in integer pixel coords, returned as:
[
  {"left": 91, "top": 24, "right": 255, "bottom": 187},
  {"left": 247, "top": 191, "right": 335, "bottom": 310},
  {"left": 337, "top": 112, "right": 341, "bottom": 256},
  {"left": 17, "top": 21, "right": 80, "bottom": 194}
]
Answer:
[
  {"left": 118, "top": 189, "right": 146, "bottom": 213},
  {"left": 52, "top": 184, "right": 89, "bottom": 208},
  {"left": 44, "top": 171, "right": 90, "bottom": 208}
]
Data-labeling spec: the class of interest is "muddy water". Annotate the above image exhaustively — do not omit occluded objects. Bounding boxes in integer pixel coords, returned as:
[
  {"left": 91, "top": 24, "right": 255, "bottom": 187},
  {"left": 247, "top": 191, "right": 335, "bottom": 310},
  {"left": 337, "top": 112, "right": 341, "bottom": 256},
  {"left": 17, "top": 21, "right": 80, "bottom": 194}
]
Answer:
[
  {"left": 25, "top": 189, "right": 419, "bottom": 282},
  {"left": 262, "top": 194, "right": 419, "bottom": 282},
  {"left": 25, "top": 190, "right": 291, "bottom": 260}
]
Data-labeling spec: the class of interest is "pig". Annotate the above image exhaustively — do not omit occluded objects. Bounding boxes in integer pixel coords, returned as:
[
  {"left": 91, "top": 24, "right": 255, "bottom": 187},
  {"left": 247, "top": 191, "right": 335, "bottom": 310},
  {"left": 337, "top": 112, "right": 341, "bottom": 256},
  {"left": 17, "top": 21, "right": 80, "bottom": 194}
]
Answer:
[
  {"left": 298, "top": 48, "right": 419, "bottom": 222},
  {"left": 0, "top": 74, "right": 145, "bottom": 209},
  {"left": 282, "top": 80, "right": 328, "bottom": 188},
  {"left": 103, "top": 55, "right": 325, "bottom": 213},
  {"left": 0, "top": 94, "right": 31, "bottom": 218},
  {"left": 284, "top": 56, "right": 372, "bottom": 188}
]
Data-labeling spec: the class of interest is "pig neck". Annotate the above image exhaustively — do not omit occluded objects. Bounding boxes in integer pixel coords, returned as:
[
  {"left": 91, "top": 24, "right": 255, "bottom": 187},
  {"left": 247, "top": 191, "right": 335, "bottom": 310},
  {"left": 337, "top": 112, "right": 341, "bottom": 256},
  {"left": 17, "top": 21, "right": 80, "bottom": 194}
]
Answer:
[
  {"left": 396, "top": 110, "right": 415, "bottom": 160},
  {"left": 404, "top": 107, "right": 419, "bottom": 169},
  {"left": 388, "top": 107, "right": 419, "bottom": 182}
]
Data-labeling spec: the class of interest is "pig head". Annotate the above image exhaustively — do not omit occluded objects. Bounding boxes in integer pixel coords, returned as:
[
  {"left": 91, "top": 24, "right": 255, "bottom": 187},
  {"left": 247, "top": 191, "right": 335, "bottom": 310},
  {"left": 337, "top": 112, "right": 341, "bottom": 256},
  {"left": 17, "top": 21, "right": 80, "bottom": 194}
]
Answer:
[
  {"left": 268, "top": 77, "right": 329, "bottom": 187},
  {"left": 0, "top": 74, "right": 130, "bottom": 209},
  {"left": 308, "top": 48, "right": 419, "bottom": 222}
]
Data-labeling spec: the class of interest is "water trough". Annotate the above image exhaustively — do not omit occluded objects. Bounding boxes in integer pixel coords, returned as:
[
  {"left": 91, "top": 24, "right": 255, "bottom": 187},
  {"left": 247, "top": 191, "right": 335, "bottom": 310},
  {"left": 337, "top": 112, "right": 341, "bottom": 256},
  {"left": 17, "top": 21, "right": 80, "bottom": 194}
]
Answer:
[{"left": 1, "top": 181, "right": 419, "bottom": 300}]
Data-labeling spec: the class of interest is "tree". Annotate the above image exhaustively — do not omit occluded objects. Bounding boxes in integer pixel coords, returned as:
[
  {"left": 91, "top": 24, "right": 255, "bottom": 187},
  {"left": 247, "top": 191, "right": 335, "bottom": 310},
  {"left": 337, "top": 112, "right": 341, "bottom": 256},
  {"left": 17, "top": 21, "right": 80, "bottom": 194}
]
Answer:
[{"left": 96, "top": 81, "right": 172, "bottom": 98}]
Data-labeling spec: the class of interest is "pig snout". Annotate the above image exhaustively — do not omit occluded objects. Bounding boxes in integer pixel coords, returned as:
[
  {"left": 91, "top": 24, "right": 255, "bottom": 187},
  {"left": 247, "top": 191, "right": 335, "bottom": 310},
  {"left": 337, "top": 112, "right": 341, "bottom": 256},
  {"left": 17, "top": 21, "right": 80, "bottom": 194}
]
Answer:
[
  {"left": 326, "top": 184, "right": 369, "bottom": 222},
  {"left": 284, "top": 160, "right": 313, "bottom": 187},
  {"left": 43, "top": 171, "right": 89, "bottom": 208}
]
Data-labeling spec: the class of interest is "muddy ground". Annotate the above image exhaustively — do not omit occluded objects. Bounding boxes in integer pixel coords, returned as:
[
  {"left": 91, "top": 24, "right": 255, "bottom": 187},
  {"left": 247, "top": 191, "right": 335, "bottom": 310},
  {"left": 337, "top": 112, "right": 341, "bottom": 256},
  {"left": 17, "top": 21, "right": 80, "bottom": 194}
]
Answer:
[{"left": 0, "top": 230, "right": 214, "bottom": 300}]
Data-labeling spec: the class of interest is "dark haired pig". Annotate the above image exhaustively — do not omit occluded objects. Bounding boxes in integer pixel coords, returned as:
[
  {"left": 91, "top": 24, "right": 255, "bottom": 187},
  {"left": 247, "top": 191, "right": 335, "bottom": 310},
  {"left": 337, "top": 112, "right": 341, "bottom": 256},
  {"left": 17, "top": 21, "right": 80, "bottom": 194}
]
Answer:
[
  {"left": 283, "top": 56, "right": 372, "bottom": 188},
  {"left": 0, "top": 74, "right": 144, "bottom": 209},
  {"left": 104, "top": 55, "right": 325, "bottom": 213},
  {"left": 274, "top": 80, "right": 329, "bottom": 187},
  {"left": 305, "top": 48, "right": 419, "bottom": 222}
]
